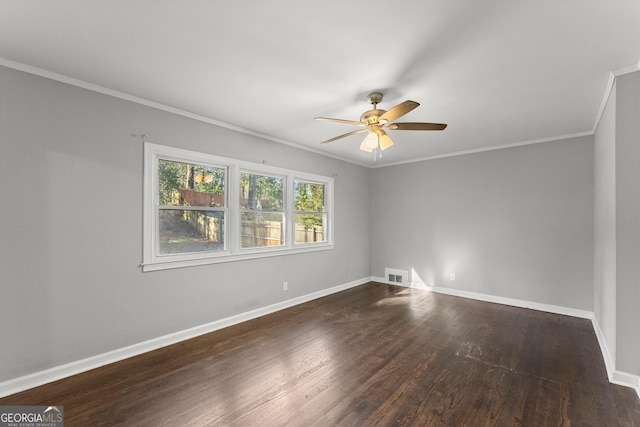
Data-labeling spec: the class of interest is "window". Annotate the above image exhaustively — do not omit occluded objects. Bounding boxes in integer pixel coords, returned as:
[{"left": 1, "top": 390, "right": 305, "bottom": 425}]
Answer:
[
  {"left": 294, "top": 180, "right": 327, "bottom": 244},
  {"left": 240, "top": 172, "right": 285, "bottom": 248},
  {"left": 158, "top": 160, "right": 226, "bottom": 255},
  {"left": 143, "top": 143, "right": 334, "bottom": 271}
]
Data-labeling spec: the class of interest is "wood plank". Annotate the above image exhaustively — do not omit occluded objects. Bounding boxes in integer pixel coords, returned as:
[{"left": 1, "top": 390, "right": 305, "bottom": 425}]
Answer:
[{"left": 1, "top": 282, "right": 639, "bottom": 426}]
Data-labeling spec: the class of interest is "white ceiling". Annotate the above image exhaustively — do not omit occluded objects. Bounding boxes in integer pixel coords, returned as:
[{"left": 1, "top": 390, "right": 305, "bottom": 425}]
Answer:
[{"left": 1, "top": 1, "right": 639, "bottom": 167}]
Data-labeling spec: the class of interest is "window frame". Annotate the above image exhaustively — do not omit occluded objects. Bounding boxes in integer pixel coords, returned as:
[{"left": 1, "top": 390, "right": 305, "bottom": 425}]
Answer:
[
  {"left": 143, "top": 143, "right": 334, "bottom": 271},
  {"left": 156, "top": 158, "right": 228, "bottom": 257},
  {"left": 238, "top": 168, "right": 287, "bottom": 250},
  {"left": 293, "top": 178, "right": 329, "bottom": 246}
]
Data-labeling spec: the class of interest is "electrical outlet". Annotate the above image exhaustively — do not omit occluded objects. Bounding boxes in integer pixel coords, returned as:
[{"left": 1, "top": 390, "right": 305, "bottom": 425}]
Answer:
[{"left": 283, "top": 281, "right": 288, "bottom": 291}]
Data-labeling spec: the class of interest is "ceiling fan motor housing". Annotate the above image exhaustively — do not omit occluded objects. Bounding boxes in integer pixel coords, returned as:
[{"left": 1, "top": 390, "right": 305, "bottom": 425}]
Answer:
[{"left": 360, "top": 109, "right": 386, "bottom": 125}]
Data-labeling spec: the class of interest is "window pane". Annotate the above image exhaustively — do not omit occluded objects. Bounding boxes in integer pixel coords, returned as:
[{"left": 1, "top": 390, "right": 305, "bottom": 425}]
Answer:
[
  {"left": 159, "top": 160, "right": 225, "bottom": 207},
  {"left": 159, "top": 209, "right": 224, "bottom": 254},
  {"left": 241, "top": 212, "right": 284, "bottom": 248},
  {"left": 240, "top": 172, "right": 283, "bottom": 210},
  {"left": 295, "top": 213, "right": 326, "bottom": 243},
  {"left": 294, "top": 181, "right": 325, "bottom": 212}
]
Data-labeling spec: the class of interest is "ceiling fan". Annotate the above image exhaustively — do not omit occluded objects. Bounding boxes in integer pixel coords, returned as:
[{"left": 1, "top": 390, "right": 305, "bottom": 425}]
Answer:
[{"left": 315, "top": 92, "right": 447, "bottom": 153}]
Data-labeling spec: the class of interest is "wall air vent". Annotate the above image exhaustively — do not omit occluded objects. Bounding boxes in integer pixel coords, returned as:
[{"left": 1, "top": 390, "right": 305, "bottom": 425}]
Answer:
[{"left": 384, "top": 268, "right": 410, "bottom": 286}]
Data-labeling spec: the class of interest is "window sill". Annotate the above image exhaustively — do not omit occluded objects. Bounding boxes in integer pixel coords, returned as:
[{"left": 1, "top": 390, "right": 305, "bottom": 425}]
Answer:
[{"left": 141, "top": 244, "right": 334, "bottom": 272}]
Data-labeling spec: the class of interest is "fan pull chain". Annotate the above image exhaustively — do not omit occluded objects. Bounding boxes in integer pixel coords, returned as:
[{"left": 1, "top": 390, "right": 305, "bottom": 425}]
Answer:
[{"left": 372, "top": 145, "right": 383, "bottom": 161}]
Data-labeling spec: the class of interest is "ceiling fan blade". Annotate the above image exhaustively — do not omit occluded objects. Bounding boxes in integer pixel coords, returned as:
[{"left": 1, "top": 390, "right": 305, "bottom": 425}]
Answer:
[
  {"left": 320, "top": 128, "right": 368, "bottom": 144},
  {"left": 387, "top": 122, "right": 447, "bottom": 131},
  {"left": 379, "top": 100, "right": 419, "bottom": 123},
  {"left": 315, "top": 117, "right": 365, "bottom": 127}
]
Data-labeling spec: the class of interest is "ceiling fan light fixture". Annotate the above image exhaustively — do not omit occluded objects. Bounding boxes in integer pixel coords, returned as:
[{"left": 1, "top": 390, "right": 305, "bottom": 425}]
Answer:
[
  {"left": 360, "top": 132, "right": 378, "bottom": 152},
  {"left": 378, "top": 131, "right": 393, "bottom": 151}
]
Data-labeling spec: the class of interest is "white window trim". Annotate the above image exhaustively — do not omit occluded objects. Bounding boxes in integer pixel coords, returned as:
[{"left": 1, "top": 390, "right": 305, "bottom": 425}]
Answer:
[
  {"left": 238, "top": 168, "right": 288, "bottom": 249},
  {"left": 142, "top": 143, "right": 334, "bottom": 272},
  {"left": 292, "top": 177, "right": 332, "bottom": 247}
]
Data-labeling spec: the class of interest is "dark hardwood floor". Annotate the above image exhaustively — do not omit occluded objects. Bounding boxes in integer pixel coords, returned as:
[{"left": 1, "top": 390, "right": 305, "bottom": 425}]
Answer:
[{"left": 2, "top": 282, "right": 639, "bottom": 426}]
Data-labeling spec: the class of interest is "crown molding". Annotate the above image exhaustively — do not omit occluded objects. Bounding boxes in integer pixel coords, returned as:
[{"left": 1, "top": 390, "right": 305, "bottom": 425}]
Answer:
[
  {"left": 370, "top": 131, "right": 594, "bottom": 168},
  {"left": 3, "top": 56, "right": 639, "bottom": 170},
  {"left": 0, "top": 57, "right": 368, "bottom": 168},
  {"left": 592, "top": 59, "right": 640, "bottom": 134}
]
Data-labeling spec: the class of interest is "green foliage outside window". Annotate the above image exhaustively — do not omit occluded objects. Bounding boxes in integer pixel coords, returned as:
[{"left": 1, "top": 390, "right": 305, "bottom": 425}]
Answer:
[
  {"left": 240, "top": 173, "right": 283, "bottom": 210},
  {"left": 158, "top": 160, "right": 187, "bottom": 205},
  {"left": 159, "top": 160, "right": 225, "bottom": 206},
  {"left": 295, "top": 182, "right": 325, "bottom": 228}
]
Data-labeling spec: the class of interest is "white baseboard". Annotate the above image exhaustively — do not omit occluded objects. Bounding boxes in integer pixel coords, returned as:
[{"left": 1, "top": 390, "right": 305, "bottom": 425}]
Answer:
[
  {"left": 612, "top": 371, "right": 640, "bottom": 400},
  {"left": 0, "top": 277, "right": 370, "bottom": 398},
  {"left": 372, "top": 276, "right": 640, "bottom": 396},
  {"left": 590, "top": 317, "right": 640, "bottom": 399},
  {"left": 372, "top": 277, "right": 592, "bottom": 318},
  {"left": 590, "top": 316, "right": 615, "bottom": 379}
]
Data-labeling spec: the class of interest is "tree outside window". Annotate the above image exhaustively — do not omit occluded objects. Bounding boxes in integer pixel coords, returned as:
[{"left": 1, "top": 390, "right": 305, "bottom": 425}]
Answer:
[
  {"left": 294, "top": 181, "right": 326, "bottom": 243},
  {"left": 158, "top": 160, "right": 226, "bottom": 254}
]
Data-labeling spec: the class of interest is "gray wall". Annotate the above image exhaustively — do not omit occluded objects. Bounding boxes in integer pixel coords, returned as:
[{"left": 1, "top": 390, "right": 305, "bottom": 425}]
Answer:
[
  {"left": 615, "top": 71, "right": 640, "bottom": 375},
  {"left": 594, "top": 80, "right": 617, "bottom": 364},
  {"left": 370, "top": 137, "right": 594, "bottom": 310},
  {"left": 0, "top": 65, "right": 371, "bottom": 382},
  {"left": 594, "top": 71, "right": 640, "bottom": 377}
]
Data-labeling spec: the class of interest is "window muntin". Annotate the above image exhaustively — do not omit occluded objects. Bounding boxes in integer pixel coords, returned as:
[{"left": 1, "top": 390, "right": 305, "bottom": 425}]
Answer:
[
  {"left": 294, "top": 181, "right": 327, "bottom": 244},
  {"left": 157, "top": 160, "right": 226, "bottom": 255},
  {"left": 143, "top": 143, "right": 334, "bottom": 271}
]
